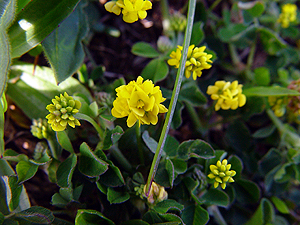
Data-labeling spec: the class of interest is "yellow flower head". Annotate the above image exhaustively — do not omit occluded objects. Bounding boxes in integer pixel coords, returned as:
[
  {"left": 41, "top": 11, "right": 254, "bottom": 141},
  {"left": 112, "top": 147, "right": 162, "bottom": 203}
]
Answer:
[
  {"left": 111, "top": 76, "right": 168, "bottom": 127},
  {"left": 31, "top": 118, "right": 54, "bottom": 139},
  {"left": 167, "top": 45, "right": 213, "bottom": 80},
  {"left": 143, "top": 182, "right": 168, "bottom": 204},
  {"left": 208, "top": 159, "right": 236, "bottom": 189},
  {"left": 105, "top": 0, "right": 152, "bottom": 23},
  {"left": 268, "top": 96, "right": 288, "bottom": 117},
  {"left": 206, "top": 80, "right": 246, "bottom": 111},
  {"left": 277, "top": 3, "right": 297, "bottom": 28},
  {"left": 46, "top": 92, "right": 81, "bottom": 131}
]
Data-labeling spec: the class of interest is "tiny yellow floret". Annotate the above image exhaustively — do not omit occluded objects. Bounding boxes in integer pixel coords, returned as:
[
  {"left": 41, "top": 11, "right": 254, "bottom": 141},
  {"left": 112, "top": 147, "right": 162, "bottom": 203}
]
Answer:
[
  {"left": 167, "top": 45, "right": 213, "bottom": 80},
  {"left": 208, "top": 159, "right": 236, "bottom": 189},
  {"left": 104, "top": 0, "right": 152, "bottom": 23},
  {"left": 46, "top": 92, "right": 81, "bottom": 131},
  {"left": 277, "top": 3, "right": 297, "bottom": 28},
  {"left": 268, "top": 96, "right": 288, "bottom": 117},
  {"left": 206, "top": 80, "right": 246, "bottom": 111},
  {"left": 111, "top": 76, "right": 168, "bottom": 127}
]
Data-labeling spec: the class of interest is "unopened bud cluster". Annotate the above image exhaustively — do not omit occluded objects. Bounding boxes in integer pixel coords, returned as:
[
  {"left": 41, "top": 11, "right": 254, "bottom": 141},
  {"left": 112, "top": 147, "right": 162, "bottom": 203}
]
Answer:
[
  {"left": 31, "top": 118, "right": 54, "bottom": 139},
  {"left": 143, "top": 182, "right": 168, "bottom": 204}
]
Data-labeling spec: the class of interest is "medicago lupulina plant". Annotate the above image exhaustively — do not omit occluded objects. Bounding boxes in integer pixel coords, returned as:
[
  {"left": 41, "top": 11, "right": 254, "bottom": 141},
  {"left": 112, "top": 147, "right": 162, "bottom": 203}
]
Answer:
[{"left": 1, "top": 0, "right": 300, "bottom": 224}]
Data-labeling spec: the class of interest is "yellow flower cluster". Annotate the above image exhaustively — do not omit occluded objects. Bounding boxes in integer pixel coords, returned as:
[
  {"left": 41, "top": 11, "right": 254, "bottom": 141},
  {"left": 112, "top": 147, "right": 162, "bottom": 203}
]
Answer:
[
  {"left": 46, "top": 92, "right": 81, "bottom": 131},
  {"left": 143, "top": 182, "right": 168, "bottom": 204},
  {"left": 111, "top": 76, "right": 168, "bottom": 127},
  {"left": 277, "top": 3, "right": 297, "bottom": 28},
  {"left": 208, "top": 159, "right": 236, "bottom": 189},
  {"left": 31, "top": 118, "right": 54, "bottom": 139},
  {"left": 167, "top": 45, "right": 213, "bottom": 80},
  {"left": 268, "top": 96, "right": 287, "bottom": 117},
  {"left": 105, "top": 0, "right": 152, "bottom": 23},
  {"left": 206, "top": 80, "right": 246, "bottom": 111}
]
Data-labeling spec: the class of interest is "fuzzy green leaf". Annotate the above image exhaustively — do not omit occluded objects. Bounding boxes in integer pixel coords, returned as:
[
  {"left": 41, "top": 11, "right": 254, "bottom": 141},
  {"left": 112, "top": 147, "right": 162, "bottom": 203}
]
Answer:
[
  {"left": 181, "top": 205, "right": 209, "bottom": 225},
  {"left": 16, "top": 161, "right": 38, "bottom": 184},
  {"left": 131, "top": 42, "right": 160, "bottom": 58},
  {"left": 14, "top": 206, "right": 54, "bottom": 224},
  {"left": 8, "top": 0, "right": 81, "bottom": 58},
  {"left": 79, "top": 142, "right": 109, "bottom": 178},
  {"left": 75, "top": 209, "right": 115, "bottom": 225},
  {"left": 243, "top": 86, "right": 300, "bottom": 97},
  {"left": 56, "top": 130, "right": 74, "bottom": 154},
  {"left": 42, "top": 1, "right": 88, "bottom": 83},
  {"left": 141, "top": 58, "right": 169, "bottom": 83},
  {"left": 153, "top": 199, "right": 184, "bottom": 214},
  {"left": 56, "top": 154, "right": 77, "bottom": 187},
  {"left": 200, "top": 189, "right": 229, "bottom": 207},
  {"left": 107, "top": 188, "right": 130, "bottom": 204}
]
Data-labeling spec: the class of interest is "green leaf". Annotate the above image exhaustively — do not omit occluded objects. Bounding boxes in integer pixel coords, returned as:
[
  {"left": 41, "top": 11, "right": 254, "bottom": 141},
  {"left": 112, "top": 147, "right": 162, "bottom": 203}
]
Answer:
[
  {"left": 258, "top": 27, "right": 286, "bottom": 55},
  {"left": 190, "top": 21, "right": 204, "bottom": 46},
  {"left": 0, "top": 0, "right": 15, "bottom": 97},
  {"left": 122, "top": 220, "right": 149, "bottom": 225},
  {"left": 244, "top": 198, "right": 275, "bottom": 225},
  {"left": 218, "top": 24, "right": 248, "bottom": 43},
  {"left": 4, "top": 176, "right": 23, "bottom": 212},
  {"left": 246, "top": 2, "right": 264, "bottom": 17},
  {"left": 181, "top": 205, "right": 209, "bottom": 225},
  {"left": 271, "top": 196, "right": 289, "bottom": 214},
  {"left": 141, "top": 58, "right": 169, "bottom": 83},
  {"left": 103, "top": 126, "right": 124, "bottom": 150},
  {"left": 75, "top": 209, "right": 115, "bottom": 225},
  {"left": 56, "top": 131, "right": 74, "bottom": 153},
  {"left": 179, "top": 81, "right": 207, "bottom": 106},
  {"left": 78, "top": 142, "right": 109, "bottom": 178},
  {"left": 6, "top": 64, "right": 92, "bottom": 119},
  {"left": 254, "top": 67, "right": 270, "bottom": 86},
  {"left": 131, "top": 42, "right": 160, "bottom": 58},
  {"left": 142, "top": 211, "right": 182, "bottom": 224},
  {"left": 171, "top": 158, "right": 187, "bottom": 175},
  {"left": 42, "top": 1, "right": 88, "bottom": 83},
  {"left": 200, "top": 188, "right": 229, "bottom": 207},
  {"left": 252, "top": 124, "right": 276, "bottom": 138},
  {"left": 56, "top": 154, "right": 77, "bottom": 187},
  {"left": 8, "top": 0, "right": 81, "bottom": 58},
  {"left": 98, "top": 159, "right": 125, "bottom": 187},
  {"left": 177, "top": 139, "right": 214, "bottom": 160},
  {"left": 16, "top": 161, "right": 38, "bottom": 184},
  {"left": 243, "top": 86, "right": 300, "bottom": 97},
  {"left": 14, "top": 206, "right": 54, "bottom": 224},
  {"left": 235, "top": 178, "right": 261, "bottom": 204},
  {"left": 153, "top": 199, "right": 184, "bottom": 214},
  {"left": 228, "top": 155, "right": 243, "bottom": 179},
  {"left": 142, "top": 130, "right": 158, "bottom": 154},
  {"left": 165, "top": 159, "right": 175, "bottom": 187},
  {"left": 107, "top": 187, "right": 130, "bottom": 204},
  {"left": 51, "top": 193, "right": 69, "bottom": 208}
]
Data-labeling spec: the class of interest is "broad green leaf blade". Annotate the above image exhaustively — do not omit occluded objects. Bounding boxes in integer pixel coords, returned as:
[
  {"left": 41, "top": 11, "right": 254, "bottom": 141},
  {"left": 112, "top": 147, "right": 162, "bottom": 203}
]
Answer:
[
  {"left": 271, "top": 196, "right": 289, "bottom": 214},
  {"left": 8, "top": 0, "right": 81, "bottom": 58},
  {"left": 153, "top": 199, "right": 184, "bottom": 214},
  {"left": 98, "top": 160, "right": 125, "bottom": 187},
  {"left": 13, "top": 206, "right": 54, "bottom": 224},
  {"left": 6, "top": 64, "right": 92, "bottom": 119},
  {"left": 141, "top": 58, "right": 169, "bottom": 83},
  {"left": 78, "top": 142, "right": 109, "bottom": 178},
  {"left": 56, "top": 154, "right": 77, "bottom": 188},
  {"left": 131, "top": 42, "right": 160, "bottom": 58},
  {"left": 103, "top": 126, "right": 124, "bottom": 150},
  {"left": 42, "top": 1, "right": 89, "bottom": 83},
  {"left": 56, "top": 131, "right": 74, "bottom": 153},
  {"left": 75, "top": 209, "right": 115, "bottom": 225},
  {"left": 235, "top": 178, "right": 261, "bottom": 204},
  {"left": 181, "top": 205, "right": 209, "bottom": 225},
  {"left": 0, "top": 0, "right": 16, "bottom": 97},
  {"left": 243, "top": 86, "right": 300, "bottom": 97},
  {"left": 200, "top": 188, "right": 229, "bottom": 207},
  {"left": 107, "top": 187, "right": 130, "bottom": 204},
  {"left": 16, "top": 161, "right": 38, "bottom": 184},
  {"left": 177, "top": 139, "right": 214, "bottom": 160},
  {"left": 179, "top": 81, "right": 207, "bottom": 106},
  {"left": 142, "top": 130, "right": 158, "bottom": 154},
  {"left": 244, "top": 198, "right": 275, "bottom": 225}
]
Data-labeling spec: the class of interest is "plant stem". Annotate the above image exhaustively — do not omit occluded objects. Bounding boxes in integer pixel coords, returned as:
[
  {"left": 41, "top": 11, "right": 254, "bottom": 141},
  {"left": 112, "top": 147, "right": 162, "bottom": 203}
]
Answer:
[
  {"left": 75, "top": 113, "right": 104, "bottom": 140},
  {"left": 135, "top": 123, "right": 144, "bottom": 165},
  {"left": 110, "top": 145, "right": 132, "bottom": 172},
  {"left": 185, "top": 102, "right": 202, "bottom": 130},
  {"left": 228, "top": 44, "right": 240, "bottom": 67},
  {"left": 246, "top": 41, "right": 256, "bottom": 70},
  {"left": 208, "top": 205, "right": 227, "bottom": 225},
  {"left": 145, "top": 0, "right": 196, "bottom": 196}
]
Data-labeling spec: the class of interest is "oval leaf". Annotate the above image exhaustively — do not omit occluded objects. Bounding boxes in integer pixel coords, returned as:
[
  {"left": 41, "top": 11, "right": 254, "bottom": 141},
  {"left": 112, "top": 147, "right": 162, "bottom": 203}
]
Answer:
[
  {"left": 141, "top": 58, "right": 169, "bottom": 83},
  {"left": 131, "top": 42, "right": 160, "bottom": 58},
  {"left": 75, "top": 209, "right": 115, "bottom": 225},
  {"left": 16, "top": 161, "right": 38, "bottom": 184},
  {"left": 243, "top": 86, "right": 300, "bottom": 97},
  {"left": 56, "top": 154, "right": 77, "bottom": 187}
]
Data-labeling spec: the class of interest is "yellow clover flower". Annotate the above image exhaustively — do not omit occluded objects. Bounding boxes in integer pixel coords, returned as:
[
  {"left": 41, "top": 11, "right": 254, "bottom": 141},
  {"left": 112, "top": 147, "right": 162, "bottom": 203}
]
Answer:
[
  {"left": 268, "top": 96, "right": 288, "bottom": 117},
  {"left": 105, "top": 0, "right": 152, "bottom": 23},
  {"left": 111, "top": 76, "right": 168, "bottom": 127},
  {"left": 167, "top": 45, "right": 213, "bottom": 80},
  {"left": 143, "top": 182, "right": 168, "bottom": 204},
  {"left": 277, "top": 3, "right": 297, "bottom": 28},
  {"left": 206, "top": 80, "right": 246, "bottom": 111},
  {"left": 208, "top": 159, "right": 236, "bottom": 189},
  {"left": 46, "top": 92, "right": 81, "bottom": 132}
]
